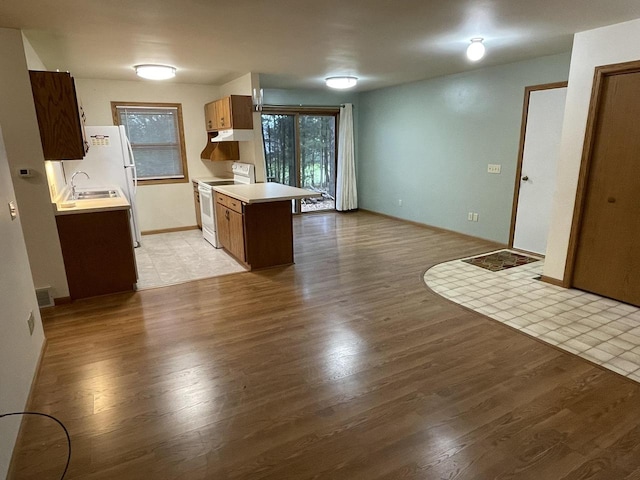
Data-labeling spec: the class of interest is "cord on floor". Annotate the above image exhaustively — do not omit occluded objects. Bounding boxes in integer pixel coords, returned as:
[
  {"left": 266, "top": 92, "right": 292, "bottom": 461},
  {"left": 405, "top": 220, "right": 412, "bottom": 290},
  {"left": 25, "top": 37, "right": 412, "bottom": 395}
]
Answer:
[{"left": 0, "top": 411, "right": 71, "bottom": 480}]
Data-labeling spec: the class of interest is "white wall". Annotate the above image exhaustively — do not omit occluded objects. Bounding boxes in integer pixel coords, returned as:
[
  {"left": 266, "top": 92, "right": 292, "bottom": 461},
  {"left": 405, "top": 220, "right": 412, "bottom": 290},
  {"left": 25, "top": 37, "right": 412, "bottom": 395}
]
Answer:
[
  {"left": 219, "top": 73, "right": 267, "bottom": 183},
  {"left": 0, "top": 126, "right": 46, "bottom": 478},
  {"left": 0, "top": 28, "right": 69, "bottom": 299},
  {"left": 75, "top": 78, "right": 223, "bottom": 232},
  {"left": 544, "top": 18, "right": 640, "bottom": 280},
  {"left": 218, "top": 73, "right": 253, "bottom": 98},
  {"left": 21, "top": 33, "right": 47, "bottom": 70}
]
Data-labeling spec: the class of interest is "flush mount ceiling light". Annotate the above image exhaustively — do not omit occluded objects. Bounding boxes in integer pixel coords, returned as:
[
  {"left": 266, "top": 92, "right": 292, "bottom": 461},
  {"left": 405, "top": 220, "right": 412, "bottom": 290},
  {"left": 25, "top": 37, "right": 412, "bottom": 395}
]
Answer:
[
  {"left": 134, "top": 64, "right": 176, "bottom": 80},
  {"left": 466, "top": 38, "right": 486, "bottom": 62},
  {"left": 325, "top": 76, "right": 358, "bottom": 89}
]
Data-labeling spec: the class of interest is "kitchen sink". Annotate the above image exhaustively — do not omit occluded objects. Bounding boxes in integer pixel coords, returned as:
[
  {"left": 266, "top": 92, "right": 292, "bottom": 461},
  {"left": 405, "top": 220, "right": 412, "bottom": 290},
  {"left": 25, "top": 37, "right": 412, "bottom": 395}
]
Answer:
[{"left": 75, "top": 189, "right": 120, "bottom": 200}]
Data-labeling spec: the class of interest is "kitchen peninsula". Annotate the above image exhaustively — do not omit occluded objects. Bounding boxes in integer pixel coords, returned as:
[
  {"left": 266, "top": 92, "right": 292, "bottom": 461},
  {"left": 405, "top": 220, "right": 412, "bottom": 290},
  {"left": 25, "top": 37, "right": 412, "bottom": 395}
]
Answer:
[{"left": 213, "top": 182, "right": 321, "bottom": 270}]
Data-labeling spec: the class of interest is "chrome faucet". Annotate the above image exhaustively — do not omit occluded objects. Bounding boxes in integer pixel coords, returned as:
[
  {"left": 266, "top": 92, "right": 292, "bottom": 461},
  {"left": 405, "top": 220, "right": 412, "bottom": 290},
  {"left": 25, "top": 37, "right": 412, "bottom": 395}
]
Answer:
[{"left": 70, "top": 171, "right": 90, "bottom": 200}]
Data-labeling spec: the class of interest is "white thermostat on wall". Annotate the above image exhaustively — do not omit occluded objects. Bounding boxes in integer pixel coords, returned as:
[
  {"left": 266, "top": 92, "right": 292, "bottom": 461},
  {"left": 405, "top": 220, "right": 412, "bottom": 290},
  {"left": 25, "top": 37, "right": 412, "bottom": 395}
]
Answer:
[
  {"left": 18, "top": 168, "right": 33, "bottom": 178},
  {"left": 90, "top": 135, "right": 110, "bottom": 146}
]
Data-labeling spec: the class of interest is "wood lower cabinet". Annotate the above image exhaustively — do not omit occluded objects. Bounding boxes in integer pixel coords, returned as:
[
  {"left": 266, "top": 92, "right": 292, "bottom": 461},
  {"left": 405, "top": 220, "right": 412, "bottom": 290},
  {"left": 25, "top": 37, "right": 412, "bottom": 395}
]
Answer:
[
  {"left": 215, "top": 192, "right": 293, "bottom": 270},
  {"left": 215, "top": 200, "right": 245, "bottom": 262},
  {"left": 227, "top": 208, "right": 246, "bottom": 262},
  {"left": 55, "top": 209, "right": 137, "bottom": 300}
]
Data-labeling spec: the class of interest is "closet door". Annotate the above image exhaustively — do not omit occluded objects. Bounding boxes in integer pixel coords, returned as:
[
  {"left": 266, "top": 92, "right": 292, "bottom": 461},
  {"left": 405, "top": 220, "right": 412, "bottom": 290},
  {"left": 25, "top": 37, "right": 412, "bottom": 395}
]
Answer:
[
  {"left": 511, "top": 84, "right": 567, "bottom": 255},
  {"left": 571, "top": 70, "right": 640, "bottom": 306}
]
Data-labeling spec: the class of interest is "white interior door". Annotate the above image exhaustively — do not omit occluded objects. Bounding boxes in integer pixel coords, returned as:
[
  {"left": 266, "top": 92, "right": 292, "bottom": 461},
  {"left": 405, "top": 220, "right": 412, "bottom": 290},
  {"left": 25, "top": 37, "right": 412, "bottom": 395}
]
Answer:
[{"left": 513, "top": 86, "right": 567, "bottom": 255}]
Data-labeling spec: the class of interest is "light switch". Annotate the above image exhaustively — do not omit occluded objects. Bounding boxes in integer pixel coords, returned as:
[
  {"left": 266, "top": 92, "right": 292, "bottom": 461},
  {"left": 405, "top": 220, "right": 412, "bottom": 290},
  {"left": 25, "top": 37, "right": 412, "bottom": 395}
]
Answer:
[
  {"left": 487, "top": 164, "right": 501, "bottom": 174},
  {"left": 8, "top": 200, "right": 17, "bottom": 220}
]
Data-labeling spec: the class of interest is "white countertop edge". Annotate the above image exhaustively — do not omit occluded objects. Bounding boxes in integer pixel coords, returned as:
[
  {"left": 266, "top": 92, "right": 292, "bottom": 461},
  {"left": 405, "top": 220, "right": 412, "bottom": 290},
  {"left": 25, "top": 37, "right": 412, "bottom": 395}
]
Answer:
[
  {"left": 53, "top": 186, "right": 131, "bottom": 216},
  {"left": 191, "top": 175, "right": 233, "bottom": 184},
  {"left": 212, "top": 182, "right": 322, "bottom": 204}
]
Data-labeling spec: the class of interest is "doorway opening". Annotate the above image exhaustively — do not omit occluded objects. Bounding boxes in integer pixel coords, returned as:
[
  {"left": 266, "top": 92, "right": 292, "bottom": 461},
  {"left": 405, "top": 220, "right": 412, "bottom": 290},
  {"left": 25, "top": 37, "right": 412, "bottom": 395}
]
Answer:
[{"left": 261, "top": 108, "right": 338, "bottom": 213}]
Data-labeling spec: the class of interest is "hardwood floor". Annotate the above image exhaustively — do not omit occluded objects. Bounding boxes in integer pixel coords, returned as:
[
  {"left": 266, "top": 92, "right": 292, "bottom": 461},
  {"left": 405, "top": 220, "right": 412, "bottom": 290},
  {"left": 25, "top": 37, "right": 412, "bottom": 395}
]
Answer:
[{"left": 10, "top": 211, "right": 640, "bottom": 479}]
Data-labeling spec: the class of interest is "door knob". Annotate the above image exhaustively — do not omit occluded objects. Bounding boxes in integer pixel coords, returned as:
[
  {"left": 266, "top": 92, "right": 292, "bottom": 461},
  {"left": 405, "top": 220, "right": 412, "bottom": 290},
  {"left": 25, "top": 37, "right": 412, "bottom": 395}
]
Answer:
[{"left": 521, "top": 176, "right": 529, "bottom": 181}]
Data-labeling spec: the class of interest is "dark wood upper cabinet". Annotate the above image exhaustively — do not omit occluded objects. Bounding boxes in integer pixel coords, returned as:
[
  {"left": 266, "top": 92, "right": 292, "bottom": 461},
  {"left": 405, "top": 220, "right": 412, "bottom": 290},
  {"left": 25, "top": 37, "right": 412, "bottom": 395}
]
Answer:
[{"left": 29, "top": 70, "right": 88, "bottom": 160}]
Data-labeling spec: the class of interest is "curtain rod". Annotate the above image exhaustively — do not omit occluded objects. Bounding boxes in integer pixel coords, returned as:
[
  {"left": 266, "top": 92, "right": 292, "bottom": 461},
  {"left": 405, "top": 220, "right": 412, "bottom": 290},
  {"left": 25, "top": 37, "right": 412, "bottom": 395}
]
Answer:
[{"left": 261, "top": 104, "right": 353, "bottom": 110}]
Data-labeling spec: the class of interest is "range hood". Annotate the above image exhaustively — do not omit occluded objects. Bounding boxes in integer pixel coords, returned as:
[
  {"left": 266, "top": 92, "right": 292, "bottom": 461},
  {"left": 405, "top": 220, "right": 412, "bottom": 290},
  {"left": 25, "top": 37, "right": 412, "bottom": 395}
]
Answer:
[{"left": 210, "top": 129, "right": 254, "bottom": 142}]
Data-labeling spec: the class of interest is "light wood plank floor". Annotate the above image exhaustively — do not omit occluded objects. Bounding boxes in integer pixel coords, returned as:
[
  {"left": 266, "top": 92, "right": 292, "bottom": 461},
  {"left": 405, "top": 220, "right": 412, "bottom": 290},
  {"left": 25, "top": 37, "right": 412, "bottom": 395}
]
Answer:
[{"left": 10, "top": 211, "right": 640, "bottom": 479}]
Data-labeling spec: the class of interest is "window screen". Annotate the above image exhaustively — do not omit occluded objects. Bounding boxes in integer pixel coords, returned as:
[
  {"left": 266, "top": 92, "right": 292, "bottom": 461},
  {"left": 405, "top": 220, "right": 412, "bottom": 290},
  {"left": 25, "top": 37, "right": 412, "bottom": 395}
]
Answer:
[{"left": 114, "top": 103, "right": 188, "bottom": 182}]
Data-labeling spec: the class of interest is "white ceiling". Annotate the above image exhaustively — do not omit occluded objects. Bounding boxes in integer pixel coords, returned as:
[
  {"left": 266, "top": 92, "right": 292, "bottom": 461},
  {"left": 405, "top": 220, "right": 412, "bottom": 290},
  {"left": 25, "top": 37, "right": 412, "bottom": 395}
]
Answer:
[{"left": 3, "top": 0, "right": 640, "bottom": 91}]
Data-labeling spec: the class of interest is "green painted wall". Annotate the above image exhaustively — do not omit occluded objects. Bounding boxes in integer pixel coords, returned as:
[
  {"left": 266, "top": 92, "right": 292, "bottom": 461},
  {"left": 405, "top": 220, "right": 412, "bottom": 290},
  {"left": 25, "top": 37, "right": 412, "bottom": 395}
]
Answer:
[
  {"left": 357, "top": 52, "right": 571, "bottom": 243},
  {"left": 263, "top": 88, "right": 359, "bottom": 108}
]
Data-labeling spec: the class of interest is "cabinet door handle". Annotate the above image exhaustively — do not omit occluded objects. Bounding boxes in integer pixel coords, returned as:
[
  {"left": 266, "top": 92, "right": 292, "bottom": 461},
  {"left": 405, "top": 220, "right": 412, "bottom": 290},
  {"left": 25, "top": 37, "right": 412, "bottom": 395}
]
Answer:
[{"left": 225, "top": 209, "right": 230, "bottom": 220}]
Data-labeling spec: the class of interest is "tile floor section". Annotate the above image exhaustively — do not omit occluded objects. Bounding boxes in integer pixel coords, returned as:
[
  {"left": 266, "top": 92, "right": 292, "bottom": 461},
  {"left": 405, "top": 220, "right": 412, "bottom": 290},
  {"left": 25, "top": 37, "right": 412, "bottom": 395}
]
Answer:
[
  {"left": 135, "top": 230, "right": 245, "bottom": 290},
  {"left": 424, "top": 250, "right": 640, "bottom": 382}
]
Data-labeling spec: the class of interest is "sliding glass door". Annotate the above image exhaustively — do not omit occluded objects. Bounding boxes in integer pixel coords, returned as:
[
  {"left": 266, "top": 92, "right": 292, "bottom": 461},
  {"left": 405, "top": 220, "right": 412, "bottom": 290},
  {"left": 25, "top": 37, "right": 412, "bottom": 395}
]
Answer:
[{"left": 262, "top": 109, "right": 338, "bottom": 213}]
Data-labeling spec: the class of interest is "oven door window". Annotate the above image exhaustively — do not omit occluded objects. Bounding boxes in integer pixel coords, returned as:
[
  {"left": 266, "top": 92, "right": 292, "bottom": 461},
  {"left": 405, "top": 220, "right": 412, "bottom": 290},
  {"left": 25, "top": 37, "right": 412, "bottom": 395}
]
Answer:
[{"left": 199, "top": 189, "right": 213, "bottom": 225}]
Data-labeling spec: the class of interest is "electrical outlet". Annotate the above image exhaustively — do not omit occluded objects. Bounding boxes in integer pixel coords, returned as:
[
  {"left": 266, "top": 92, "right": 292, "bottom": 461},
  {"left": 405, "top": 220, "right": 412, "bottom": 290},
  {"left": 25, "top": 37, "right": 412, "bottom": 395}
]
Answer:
[
  {"left": 473, "top": 213, "right": 479, "bottom": 222},
  {"left": 398, "top": 199, "right": 403, "bottom": 207},
  {"left": 487, "top": 164, "right": 501, "bottom": 174},
  {"left": 468, "top": 212, "right": 473, "bottom": 221},
  {"left": 27, "top": 311, "right": 35, "bottom": 335}
]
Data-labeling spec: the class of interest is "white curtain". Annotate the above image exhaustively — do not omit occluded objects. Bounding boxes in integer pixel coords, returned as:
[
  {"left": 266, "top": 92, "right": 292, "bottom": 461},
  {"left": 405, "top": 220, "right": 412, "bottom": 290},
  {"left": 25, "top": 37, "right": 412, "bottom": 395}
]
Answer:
[{"left": 336, "top": 103, "right": 357, "bottom": 211}]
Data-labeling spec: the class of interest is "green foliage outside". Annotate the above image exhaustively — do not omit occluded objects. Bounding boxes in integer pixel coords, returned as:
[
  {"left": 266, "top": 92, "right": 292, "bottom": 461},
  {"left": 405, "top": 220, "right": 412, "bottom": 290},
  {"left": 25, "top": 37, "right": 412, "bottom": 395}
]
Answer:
[{"left": 262, "top": 113, "right": 336, "bottom": 199}]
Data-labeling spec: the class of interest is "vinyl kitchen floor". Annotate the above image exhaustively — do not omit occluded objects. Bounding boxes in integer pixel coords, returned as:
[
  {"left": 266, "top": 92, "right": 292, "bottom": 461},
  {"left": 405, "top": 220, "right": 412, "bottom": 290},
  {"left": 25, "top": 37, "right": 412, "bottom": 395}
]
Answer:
[
  {"left": 424, "top": 250, "right": 640, "bottom": 382},
  {"left": 135, "top": 229, "right": 245, "bottom": 290}
]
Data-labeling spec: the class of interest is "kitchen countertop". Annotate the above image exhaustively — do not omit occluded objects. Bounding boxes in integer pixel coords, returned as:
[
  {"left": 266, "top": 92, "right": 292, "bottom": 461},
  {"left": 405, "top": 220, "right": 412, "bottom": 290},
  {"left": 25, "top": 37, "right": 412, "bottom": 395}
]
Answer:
[
  {"left": 212, "top": 182, "right": 322, "bottom": 204},
  {"left": 53, "top": 186, "right": 131, "bottom": 216}
]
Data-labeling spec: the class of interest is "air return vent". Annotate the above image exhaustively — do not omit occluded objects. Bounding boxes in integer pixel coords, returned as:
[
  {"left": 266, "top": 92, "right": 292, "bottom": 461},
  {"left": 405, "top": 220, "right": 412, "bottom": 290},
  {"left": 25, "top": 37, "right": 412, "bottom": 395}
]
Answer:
[{"left": 35, "top": 287, "right": 54, "bottom": 308}]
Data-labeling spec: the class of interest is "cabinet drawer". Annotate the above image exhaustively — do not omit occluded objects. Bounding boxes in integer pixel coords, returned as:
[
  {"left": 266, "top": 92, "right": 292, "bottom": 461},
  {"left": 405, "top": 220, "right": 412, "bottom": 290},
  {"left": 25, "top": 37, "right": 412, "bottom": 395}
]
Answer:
[
  {"left": 227, "top": 197, "right": 243, "bottom": 214},
  {"left": 215, "top": 192, "right": 228, "bottom": 207},
  {"left": 215, "top": 192, "right": 243, "bottom": 214}
]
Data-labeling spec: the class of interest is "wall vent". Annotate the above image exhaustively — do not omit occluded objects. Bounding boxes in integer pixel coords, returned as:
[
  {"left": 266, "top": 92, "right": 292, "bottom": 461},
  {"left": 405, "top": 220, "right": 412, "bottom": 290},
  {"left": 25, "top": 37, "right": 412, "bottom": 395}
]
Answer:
[{"left": 35, "top": 287, "right": 54, "bottom": 308}]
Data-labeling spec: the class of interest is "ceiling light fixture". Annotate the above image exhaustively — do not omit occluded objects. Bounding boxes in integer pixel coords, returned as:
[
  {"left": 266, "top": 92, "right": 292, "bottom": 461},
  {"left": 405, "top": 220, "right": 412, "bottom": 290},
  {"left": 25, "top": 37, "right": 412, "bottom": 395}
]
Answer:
[
  {"left": 325, "top": 76, "right": 358, "bottom": 89},
  {"left": 134, "top": 64, "right": 176, "bottom": 80},
  {"left": 466, "top": 38, "right": 485, "bottom": 62}
]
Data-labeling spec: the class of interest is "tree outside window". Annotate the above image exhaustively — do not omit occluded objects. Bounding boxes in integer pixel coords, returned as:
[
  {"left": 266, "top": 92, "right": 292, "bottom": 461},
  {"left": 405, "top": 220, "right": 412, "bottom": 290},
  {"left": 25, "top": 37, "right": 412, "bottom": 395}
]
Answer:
[{"left": 262, "top": 108, "right": 338, "bottom": 212}]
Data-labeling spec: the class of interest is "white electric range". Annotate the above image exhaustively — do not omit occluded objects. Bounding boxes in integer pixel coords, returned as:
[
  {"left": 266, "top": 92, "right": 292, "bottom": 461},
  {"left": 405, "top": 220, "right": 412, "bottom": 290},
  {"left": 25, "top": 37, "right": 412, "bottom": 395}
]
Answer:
[{"left": 198, "top": 162, "right": 255, "bottom": 247}]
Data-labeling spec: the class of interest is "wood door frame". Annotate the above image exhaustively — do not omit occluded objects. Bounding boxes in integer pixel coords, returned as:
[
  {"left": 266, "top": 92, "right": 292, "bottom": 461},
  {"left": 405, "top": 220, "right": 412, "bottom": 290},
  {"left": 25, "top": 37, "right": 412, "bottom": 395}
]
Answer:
[
  {"left": 111, "top": 101, "right": 189, "bottom": 185},
  {"left": 563, "top": 59, "right": 640, "bottom": 287},
  {"left": 508, "top": 81, "right": 568, "bottom": 252}
]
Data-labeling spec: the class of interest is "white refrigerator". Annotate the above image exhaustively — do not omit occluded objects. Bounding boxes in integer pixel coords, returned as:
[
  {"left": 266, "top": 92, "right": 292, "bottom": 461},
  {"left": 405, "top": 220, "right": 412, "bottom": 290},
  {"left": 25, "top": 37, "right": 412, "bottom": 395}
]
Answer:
[{"left": 62, "top": 125, "right": 142, "bottom": 246}]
